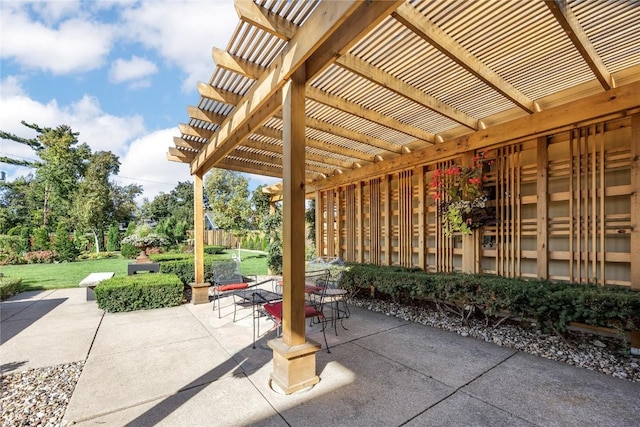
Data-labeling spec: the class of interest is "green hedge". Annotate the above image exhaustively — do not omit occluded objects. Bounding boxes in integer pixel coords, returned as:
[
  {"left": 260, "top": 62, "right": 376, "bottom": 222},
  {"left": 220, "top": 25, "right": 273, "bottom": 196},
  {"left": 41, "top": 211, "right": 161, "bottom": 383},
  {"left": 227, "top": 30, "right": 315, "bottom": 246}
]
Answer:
[
  {"left": 204, "top": 245, "right": 227, "bottom": 255},
  {"left": 95, "top": 273, "right": 183, "bottom": 312},
  {"left": 149, "top": 252, "right": 194, "bottom": 262},
  {"left": 0, "top": 277, "right": 23, "bottom": 300},
  {"left": 159, "top": 256, "right": 224, "bottom": 285},
  {"left": 342, "top": 264, "right": 640, "bottom": 333}
]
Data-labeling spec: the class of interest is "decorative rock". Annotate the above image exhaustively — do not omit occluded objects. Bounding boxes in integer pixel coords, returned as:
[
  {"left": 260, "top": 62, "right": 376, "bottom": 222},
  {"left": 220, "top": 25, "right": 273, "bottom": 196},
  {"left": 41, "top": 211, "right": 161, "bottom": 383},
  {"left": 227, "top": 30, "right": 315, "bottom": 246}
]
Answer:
[{"left": 593, "top": 340, "right": 607, "bottom": 348}]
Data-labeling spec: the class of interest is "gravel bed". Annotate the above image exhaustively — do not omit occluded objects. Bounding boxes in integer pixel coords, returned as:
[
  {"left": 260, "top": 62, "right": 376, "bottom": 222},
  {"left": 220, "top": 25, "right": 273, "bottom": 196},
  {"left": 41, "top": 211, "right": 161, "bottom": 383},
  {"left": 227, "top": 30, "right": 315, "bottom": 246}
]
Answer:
[
  {"left": 350, "top": 297, "right": 640, "bottom": 382},
  {"left": 1, "top": 361, "right": 84, "bottom": 427}
]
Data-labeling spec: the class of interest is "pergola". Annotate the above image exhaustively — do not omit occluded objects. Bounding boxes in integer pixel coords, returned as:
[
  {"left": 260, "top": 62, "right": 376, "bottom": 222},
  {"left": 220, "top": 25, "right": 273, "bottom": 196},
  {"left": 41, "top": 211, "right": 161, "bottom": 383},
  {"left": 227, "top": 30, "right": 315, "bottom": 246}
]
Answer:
[{"left": 168, "top": 0, "right": 640, "bottom": 394}]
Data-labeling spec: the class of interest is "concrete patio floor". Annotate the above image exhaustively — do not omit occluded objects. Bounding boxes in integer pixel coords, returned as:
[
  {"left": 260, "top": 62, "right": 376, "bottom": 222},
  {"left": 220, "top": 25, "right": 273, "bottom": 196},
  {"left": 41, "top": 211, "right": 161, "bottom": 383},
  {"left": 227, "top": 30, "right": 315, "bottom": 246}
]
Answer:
[{"left": 1, "top": 286, "right": 638, "bottom": 426}]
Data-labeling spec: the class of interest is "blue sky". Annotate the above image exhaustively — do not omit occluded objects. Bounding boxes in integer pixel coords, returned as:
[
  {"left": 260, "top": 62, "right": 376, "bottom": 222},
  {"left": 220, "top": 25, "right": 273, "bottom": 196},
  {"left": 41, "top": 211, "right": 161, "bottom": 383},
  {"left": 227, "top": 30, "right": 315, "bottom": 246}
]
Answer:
[{"left": 0, "top": 0, "right": 280, "bottom": 201}]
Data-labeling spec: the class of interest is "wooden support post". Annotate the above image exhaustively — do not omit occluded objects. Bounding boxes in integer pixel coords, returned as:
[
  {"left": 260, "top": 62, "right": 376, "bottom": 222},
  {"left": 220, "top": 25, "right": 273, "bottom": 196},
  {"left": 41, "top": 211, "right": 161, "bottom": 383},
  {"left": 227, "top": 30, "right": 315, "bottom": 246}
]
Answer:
[
  {"left": 315, "top": 191, "right": 323, "bottom": 258},
  {"left": 268, "top": 67, "right": 320, "bottom": 395},
  {"left": 383, "top": 175, "right": 392, "bottom": 266},
  {"left": 357, "top": 182, "right": 364, "bottom": 264},
  {"left": 417, "top": 166, "right": 426, "bottom": 270},
  {"left": 631, "top": 114, "right": 640, "bottom": 289},
  {"left": 461, "top": 153, "right": 477, "bottom": 273},
  {"left": 190, "top": 172, "right": 209, "bottom": 304},
  {"left": 536, "top": 137, "right": 549, "bottom": 279}
]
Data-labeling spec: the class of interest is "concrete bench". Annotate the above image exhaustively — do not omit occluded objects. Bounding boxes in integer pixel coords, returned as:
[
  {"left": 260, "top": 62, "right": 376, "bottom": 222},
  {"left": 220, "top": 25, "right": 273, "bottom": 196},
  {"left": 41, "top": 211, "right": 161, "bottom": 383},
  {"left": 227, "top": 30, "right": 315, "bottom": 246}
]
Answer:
[
  {"left": 79, "top": 272, "right": 115, "bottom": 301},
  {"left": 127, "top": 262, "right": 160, "bottom": 276}
]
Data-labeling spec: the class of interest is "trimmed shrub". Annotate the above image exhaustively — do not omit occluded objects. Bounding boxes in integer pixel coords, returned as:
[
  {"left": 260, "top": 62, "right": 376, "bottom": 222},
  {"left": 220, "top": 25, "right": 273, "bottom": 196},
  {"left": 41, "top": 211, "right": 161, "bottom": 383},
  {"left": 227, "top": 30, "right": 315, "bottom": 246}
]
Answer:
[
  {"left": 76, "top": 251, "right": 120, "bottom": 260},
  {"left": 95, "top": 273, "right": 183, "bottom": 312},
  {"left": 54, "top": 223, "right": 79, "bottom": 262},
  {"left": 0, "top": 277, "right": 23, "bottom": 300},
  {"left": 204, "top": 245, "right": 226, "bottom": 255},
  {"left": 149, "top": 252, "right": 194, "bottom": 262},
  {"left": 342, "top": 263, "right": 640, "bottom": 333},
  {"left": 24, "top": 250, "right": 57, "bottom": 264},
  {"left": 159, "top": 256, "right": 223, "bottom": 285},
  {"left": 106, "top": 224, "right": 120, "bottom": 251}
]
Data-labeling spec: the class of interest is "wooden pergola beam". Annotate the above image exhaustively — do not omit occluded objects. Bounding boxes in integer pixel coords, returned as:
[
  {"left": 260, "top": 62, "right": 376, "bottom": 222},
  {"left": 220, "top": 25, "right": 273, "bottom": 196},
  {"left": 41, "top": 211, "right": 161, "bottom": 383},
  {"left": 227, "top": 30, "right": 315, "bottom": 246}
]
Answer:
[
  {"left": 212, "top": 47, "right": 266, "bottom": 79},
  {"left": 306, "top": 86, "right": 435, "bottom": 144},
  {"left": 190, "top": 0, "right": 404, "bottom": 176},
  {"left": 336, "top": 53, "right": 482, "bottom": 130},
  {"left": 545, "top": 0, "right": 614, "bottom": 90},
  {"left": 393, "top": 3, "right": 541, "bottom": 114},
  {"left": 186, "top": 106, "right": 227, "bottom": 125},
  {"left": 241, "top": 138, "right": 356, "bottom": 170},
  {"left": 197, "top": 83, "right": 243, "bottom": 105},
  {"left": 168, "top": 147, "right": 196, "bottom": 162},
  {"left": 234, "top": 0, "right": 297, "bottom": 40},
  {"left": 173, "top": 136, "right": 203, "bottom": 151},
  {"left": 179, "top": 123, "right": 215, "bottom": 140},
  {"left": 306, "top": 79, "right": 640, "bottom": 192}
]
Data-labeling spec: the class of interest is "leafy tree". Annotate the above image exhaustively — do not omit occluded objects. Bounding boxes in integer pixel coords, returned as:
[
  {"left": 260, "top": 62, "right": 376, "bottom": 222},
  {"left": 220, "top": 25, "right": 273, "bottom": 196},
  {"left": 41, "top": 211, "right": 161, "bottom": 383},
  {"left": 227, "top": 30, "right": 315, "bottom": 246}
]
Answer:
[
  {"left": 263, "top": 205, "right": 283, "bottom": 274},
  {"left": 0, "top": 176, "right": 35, "bottom": 233},
  {"left": 305, "top": 199, "right": 316, "bottom": 246},
  {"left": 251, "top": 185, "right": 272, "bottom": 230},
  {"left": 72, "top": 151, "right": 119, "bottom": 252},
  {"left": 54, "top": 221, "right": 79, "bottom": 262},
  {"left": 141, "top": 181, "right": 194, "bottom": 225},
  {"left": 156, "top": 216, "right": 188, "bottom": 247},
  {"left": 32, "top": 227, "right": 50, "bottom": 251},
  {"left": 204, "top": 169, "right": 250, "bottom": 232},
  {"left": 106, "top": 224, "right": 121, "bottom": 251}
]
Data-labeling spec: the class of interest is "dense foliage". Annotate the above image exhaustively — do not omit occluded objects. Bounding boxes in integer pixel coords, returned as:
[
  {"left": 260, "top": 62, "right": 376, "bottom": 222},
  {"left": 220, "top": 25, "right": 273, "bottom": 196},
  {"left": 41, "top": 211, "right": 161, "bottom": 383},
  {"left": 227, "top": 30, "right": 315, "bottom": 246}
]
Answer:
[
  {"left": 0, "top": 277, "right": 23, "bottom": 300},
  {"left": 204, "top": 169, "right": 250, "bottom": 231},
  {"left": 342, "top": 263, "right": 640, "bottom": 334},
  {"left": 95, "top": 273, "right": 183, "bottom": 312}
]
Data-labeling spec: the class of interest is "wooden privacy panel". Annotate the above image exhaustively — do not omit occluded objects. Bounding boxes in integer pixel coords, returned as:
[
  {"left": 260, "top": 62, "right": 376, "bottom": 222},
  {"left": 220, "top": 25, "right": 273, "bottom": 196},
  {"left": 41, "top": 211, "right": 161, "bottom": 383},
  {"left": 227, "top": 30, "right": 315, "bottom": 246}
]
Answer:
[
  {"left": 546, "top": 121, "right": 632, "bottom": 286},
  {"left": 480, "top": 142, "right": 537, "bottom": 278},
  {"left": 315, "top": 116, "right": 635, "bottom": 287}
]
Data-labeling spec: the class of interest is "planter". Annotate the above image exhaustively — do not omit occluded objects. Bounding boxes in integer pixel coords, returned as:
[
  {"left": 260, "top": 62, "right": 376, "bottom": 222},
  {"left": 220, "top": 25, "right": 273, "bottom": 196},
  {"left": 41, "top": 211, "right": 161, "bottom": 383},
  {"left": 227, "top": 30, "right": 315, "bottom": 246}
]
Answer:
[{"left": 135, "top": 248, "right": 152, "bottom": 264}]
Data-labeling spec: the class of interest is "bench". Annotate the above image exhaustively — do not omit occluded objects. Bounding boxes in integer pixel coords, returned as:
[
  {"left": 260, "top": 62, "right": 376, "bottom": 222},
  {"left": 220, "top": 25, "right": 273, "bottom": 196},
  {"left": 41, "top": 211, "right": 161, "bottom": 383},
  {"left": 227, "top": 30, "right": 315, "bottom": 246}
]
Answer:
[
  {"left": 79, "top": 272, "right": 115, "bottom": 301},
  {"left": 127, "top": 262, "right": 160, "bottom": 276}
]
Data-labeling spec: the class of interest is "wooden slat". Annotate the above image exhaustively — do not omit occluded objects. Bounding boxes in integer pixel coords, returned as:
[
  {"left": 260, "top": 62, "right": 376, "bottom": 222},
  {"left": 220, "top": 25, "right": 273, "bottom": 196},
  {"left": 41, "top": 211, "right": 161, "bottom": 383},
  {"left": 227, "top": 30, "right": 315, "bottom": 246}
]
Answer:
[
  {"left": 212, "top": 48, "right": 266, "bottom": 79},
  {"left": 545, "top": 0, "right": 614, "bottom": 90},
  {"left": 337, "top": 54, "right": 481, "bottom": 130},
  {"left": 234, "top": 0, "right": 298, "bottom": 40},
  {"left": 631, "top": 113, "right": 640, "bottom": 288},
  {"left": 179, "top": 123, "right": 215, "bottom": 140},
  {"left": 197, "top": 83, "right": 243, "bottom": 105},
  {"left": 393, "top": 3, "right": 540, "bottom": 114},
  {"left": 537, "top": 136, "right": 548, "bottom": 278},
  {"left": 186, "top": 107, "right": 227, "bottom": 125},
  {"left": 191, "top": 0, "right": 404, "bottom": 175}
]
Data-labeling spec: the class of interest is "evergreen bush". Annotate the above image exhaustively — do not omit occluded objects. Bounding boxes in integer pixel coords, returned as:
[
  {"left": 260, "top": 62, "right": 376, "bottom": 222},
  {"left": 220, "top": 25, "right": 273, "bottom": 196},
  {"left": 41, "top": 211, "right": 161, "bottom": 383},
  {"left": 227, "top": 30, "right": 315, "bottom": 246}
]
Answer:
[
  {"left": 106, "top": 224, "right": 120, "bottom": 251},
  {"left": 0, "top": 277, "right": 23, "bottom": 300},
  {"left": 54, "top": 222, "right": 79, "bottom": 262},
  {"left": 95, "top": 273, "right": 183, "bottom": 312}
]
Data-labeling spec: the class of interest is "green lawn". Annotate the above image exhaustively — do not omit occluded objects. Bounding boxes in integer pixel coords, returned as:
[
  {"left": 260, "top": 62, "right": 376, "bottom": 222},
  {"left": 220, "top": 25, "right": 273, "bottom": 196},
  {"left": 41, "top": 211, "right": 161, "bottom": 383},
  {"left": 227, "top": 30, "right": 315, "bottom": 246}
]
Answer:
[{"left": 0, "top": 249, "right": 269, "bottom": 291}]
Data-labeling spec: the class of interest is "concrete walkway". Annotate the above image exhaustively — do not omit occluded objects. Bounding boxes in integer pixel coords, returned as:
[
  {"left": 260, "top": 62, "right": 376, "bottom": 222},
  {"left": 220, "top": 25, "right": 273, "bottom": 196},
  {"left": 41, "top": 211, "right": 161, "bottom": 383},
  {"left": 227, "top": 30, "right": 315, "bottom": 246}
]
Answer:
[{"left": 1, "top": 287, "right": 638, "bottom": 426}]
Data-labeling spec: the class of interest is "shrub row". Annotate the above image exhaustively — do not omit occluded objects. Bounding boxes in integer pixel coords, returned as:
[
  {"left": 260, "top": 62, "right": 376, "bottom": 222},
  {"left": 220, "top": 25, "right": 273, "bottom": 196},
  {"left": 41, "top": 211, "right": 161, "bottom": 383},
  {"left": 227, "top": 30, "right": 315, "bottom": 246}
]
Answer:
[
  {"left": 0, "top": 278, "right": 23, "bottom": 300},
  {"left": 341, "top": 264, "right": 640, "bottom": 333},
  {"left": 204, "top": 245, "right": 227, "bottom": 255},
  {"left": 95, "top": 273, "right": 183, "bottom": 312},
  {"left": 159, "top": 256, "right": 226, "bottom": 285}
]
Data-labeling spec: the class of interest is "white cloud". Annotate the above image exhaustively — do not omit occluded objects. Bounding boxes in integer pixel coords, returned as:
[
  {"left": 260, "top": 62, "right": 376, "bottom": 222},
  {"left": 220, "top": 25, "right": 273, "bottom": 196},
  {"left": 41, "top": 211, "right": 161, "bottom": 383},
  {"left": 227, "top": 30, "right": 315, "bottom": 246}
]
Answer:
[
  {"left": 0, "top": 5, "right": 115, "bottom": 74},
  {"left": 118, "top": 128, "right": 193, "bottom": 201},
  {"left": 119, "top": 1, "right": 237, "bottom": 93},
  {"left": 109, "top": 55, "right": 158, "bottom": 85},
  {"left": 0, "top": 76, "right": 147, "bottom": 181}
]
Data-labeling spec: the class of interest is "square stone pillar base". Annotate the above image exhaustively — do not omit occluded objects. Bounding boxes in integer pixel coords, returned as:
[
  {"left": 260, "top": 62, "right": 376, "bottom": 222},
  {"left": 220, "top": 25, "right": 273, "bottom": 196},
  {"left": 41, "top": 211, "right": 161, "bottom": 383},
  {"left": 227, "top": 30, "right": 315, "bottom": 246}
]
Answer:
[
  {"left": 268, "top": 338, "right": 321, "bottom": 395},
  {"left": 189, "top": 282, "right": 210, "bottom": 305},
  {"left": 630, "top": 330, "right": 640, "bottom": 356}
]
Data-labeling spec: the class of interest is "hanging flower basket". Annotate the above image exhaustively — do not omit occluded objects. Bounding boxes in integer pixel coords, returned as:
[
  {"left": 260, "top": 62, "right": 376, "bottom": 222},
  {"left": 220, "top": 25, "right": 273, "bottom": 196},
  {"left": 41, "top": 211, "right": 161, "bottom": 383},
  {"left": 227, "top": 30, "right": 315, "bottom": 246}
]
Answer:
[{"left": 431, "top": 155, "right": 492, "bottom": 236}]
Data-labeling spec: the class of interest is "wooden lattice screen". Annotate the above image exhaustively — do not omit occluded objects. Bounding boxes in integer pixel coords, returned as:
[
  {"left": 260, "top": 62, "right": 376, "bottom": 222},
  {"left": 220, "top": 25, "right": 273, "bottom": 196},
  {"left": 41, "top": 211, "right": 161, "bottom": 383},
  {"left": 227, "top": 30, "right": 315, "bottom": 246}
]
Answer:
[{"left": 314, "top": 116, "right": 638, "bottom": 288}]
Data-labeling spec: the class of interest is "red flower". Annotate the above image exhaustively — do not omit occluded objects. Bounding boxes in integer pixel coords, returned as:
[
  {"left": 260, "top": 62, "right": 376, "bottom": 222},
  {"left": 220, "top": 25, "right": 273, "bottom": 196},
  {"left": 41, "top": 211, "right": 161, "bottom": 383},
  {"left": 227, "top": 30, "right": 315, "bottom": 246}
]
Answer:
[{"left": 433, "top": 192, "right": 442, "bottom": 200}]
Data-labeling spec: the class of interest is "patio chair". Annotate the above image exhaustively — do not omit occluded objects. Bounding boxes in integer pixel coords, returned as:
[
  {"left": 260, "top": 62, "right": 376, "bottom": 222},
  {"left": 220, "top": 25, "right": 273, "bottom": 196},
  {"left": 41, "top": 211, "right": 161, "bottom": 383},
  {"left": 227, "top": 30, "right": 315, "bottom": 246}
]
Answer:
[
  {"left": 253, "top": 270, "right": 331, "bottom": 353},
  {"left": 210, "top": 259, "right": 256, "bottom": 320}
]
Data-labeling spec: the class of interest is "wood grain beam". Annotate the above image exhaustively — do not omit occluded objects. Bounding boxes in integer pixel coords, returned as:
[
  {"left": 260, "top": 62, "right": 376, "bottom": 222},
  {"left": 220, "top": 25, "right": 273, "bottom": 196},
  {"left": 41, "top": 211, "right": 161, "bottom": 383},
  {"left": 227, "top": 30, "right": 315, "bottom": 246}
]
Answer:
[
  {"left": 173, "top": 136, "right": 202, "bottom": 151},
  {"left": 212, "top": 47, "right": 266, "bottom": 79},
  {"left": 255, "top": 125, "right": 376, "bottom": 163},
  {"left": 197, "top": 83, "right": 243, "bottom": 105},
  {"left": 545, "top": 0, "right": 614, "bottom": 90},
  {"left": 337, "top": 53, "right": 481, "bottom": 130},
  {"left": 179, "top": 123, "right": 215, "bottom": 140},
  {"left": 241, "top": 138, "right": 355, "bottom": 170},
  {"left": 234, "top": 0, "right": 297, "bottom": 40},
  {"left": 230, "top": 148, "right": 333, "bottom": 175},
  {"left": 306, "top": 80, "right": 640, "bottom": 192},
  {"left": 216, "top": 158, "right": 282, "bottom": 178},
  {"left": 186, "top": 106, "right": 227, "bottom": 125},
  {"left": 167, "top": 153, "right": 191, "bottom": 164},
  {"left": 168, "top": 147, "right": 196, "bottom": 162},
  {"left": 305, "top": 116, "right": 403, "bottom": 155},
  {"left": 191, "top": 1, "right": 403, "bottom": 175},
  {"left": 306, "top": 86, "right": 435, "bottom": 144},
  {"left": 393, "top": 3, "right": 540, "bottom": 113}
]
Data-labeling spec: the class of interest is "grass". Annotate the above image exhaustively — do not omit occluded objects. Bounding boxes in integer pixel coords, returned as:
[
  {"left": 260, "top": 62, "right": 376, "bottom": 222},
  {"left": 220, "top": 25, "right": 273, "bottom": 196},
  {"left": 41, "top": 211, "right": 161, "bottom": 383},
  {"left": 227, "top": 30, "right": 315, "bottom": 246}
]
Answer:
[{"left": 0, "top": 249, "right": 269, "bottom": 291}]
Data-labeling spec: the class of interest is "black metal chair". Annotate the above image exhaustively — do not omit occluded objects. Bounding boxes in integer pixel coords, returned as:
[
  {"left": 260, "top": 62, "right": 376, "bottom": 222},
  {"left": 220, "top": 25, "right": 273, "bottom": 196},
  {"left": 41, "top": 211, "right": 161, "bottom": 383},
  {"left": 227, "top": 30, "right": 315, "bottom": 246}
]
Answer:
[{"left": 210, "top": 259, "right": 255, "bottom": 320}]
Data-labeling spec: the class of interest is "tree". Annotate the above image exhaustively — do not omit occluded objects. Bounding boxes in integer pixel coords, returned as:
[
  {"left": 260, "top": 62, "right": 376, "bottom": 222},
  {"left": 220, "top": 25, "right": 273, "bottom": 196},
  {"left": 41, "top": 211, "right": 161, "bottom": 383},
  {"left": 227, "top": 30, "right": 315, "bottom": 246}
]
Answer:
[
  {"left": 251, "top": 185, "right": 272, "bottom": 230},
  {"left": 54, "top": 221, "right": 79, "bottom": 262},
  {"left": 106, "top": 224, "right": 120, "bottom": 251},
  {"left": 204, "top": 169, "right": 250, "bottom": 231},
  {"left": 71, "top": 151, "right": 140, "bottom": 252}
]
